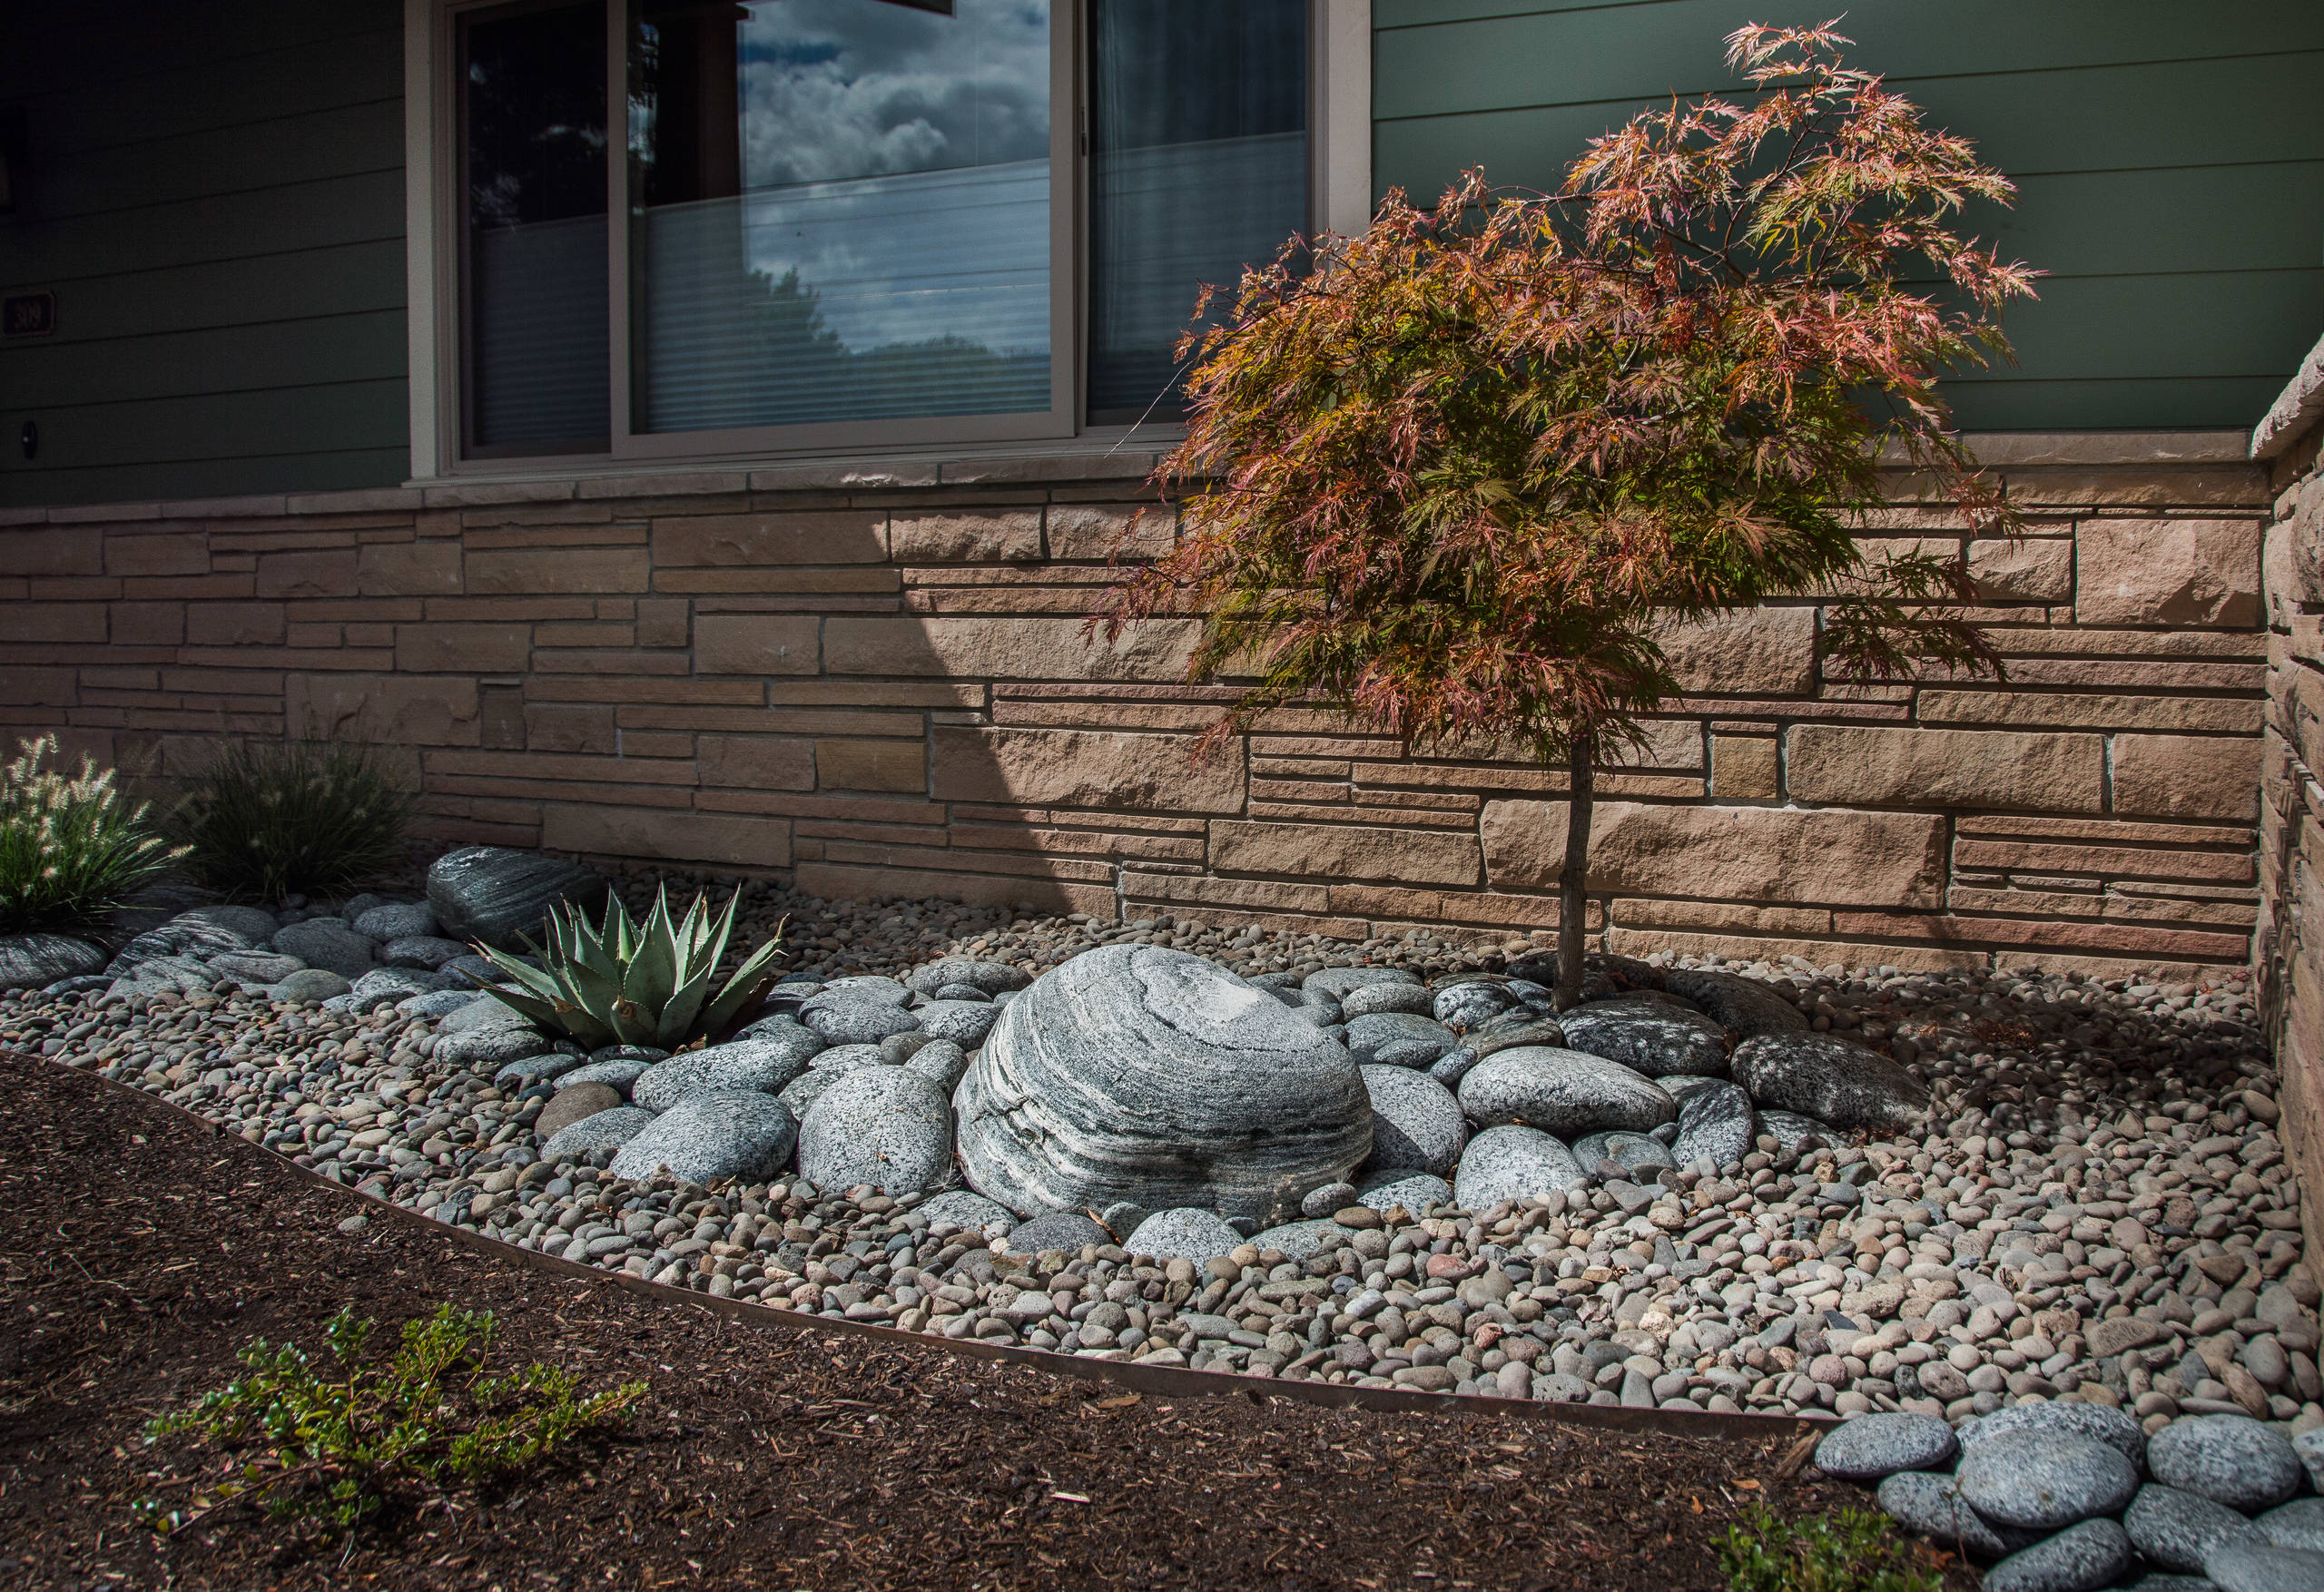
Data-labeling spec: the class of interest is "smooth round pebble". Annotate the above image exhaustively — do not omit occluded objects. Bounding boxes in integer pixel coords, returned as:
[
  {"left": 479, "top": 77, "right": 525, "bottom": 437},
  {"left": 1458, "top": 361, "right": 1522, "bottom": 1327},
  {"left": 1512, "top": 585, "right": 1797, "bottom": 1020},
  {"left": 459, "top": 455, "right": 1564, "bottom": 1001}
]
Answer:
[
  {"left": 2147, "top": 1416, "right": 2306, "bottom": 1513},
  {"left": 1815, "top": 1412, "right": 1957, "bottom": 1479}
]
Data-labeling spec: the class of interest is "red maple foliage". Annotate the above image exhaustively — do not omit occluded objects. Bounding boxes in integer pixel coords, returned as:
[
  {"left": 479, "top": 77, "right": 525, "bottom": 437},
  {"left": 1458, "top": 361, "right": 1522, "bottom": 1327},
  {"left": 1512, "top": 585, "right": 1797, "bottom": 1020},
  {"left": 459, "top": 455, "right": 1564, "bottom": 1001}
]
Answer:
[{"left": 1098, "top": 21, "right": 2039, "bottom": 1002}]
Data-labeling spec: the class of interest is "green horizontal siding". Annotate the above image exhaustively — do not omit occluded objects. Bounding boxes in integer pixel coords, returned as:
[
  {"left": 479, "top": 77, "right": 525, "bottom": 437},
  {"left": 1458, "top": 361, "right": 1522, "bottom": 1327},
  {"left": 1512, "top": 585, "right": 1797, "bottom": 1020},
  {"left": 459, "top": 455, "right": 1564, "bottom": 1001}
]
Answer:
[
  {"left": 0, "top": 1, "right": 407, "bottom": 508},
  {"left": 1375, "top": 2, "right": 2324, "bottom": 432}
]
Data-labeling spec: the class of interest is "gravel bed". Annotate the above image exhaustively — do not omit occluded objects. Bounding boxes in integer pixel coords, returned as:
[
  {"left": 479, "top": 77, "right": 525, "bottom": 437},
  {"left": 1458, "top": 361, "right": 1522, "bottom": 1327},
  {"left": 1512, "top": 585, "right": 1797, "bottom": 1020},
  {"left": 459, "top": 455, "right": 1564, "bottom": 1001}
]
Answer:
[{"left": 2, "top": 862, "right": 2313, "bottom": 1455}]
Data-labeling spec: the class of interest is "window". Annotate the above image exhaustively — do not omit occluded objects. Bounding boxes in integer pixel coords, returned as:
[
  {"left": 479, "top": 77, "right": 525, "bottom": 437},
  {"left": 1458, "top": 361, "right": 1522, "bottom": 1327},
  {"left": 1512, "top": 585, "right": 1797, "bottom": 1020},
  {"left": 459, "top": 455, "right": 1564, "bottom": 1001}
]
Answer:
[{"left": 438, "top": 0, "right": 1348, "bottom": 468}]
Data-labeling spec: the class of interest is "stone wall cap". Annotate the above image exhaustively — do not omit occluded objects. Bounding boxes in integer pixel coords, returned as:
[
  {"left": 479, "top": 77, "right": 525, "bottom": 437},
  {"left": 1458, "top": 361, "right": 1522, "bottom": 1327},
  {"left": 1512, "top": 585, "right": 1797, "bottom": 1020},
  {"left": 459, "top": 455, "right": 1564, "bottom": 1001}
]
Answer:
[
  {"left": 1876, "top": 431, "right": 2252, "bottom": 467},
  {"left": 2251, "top": 327, "right": 2324, "bottom": 461}
]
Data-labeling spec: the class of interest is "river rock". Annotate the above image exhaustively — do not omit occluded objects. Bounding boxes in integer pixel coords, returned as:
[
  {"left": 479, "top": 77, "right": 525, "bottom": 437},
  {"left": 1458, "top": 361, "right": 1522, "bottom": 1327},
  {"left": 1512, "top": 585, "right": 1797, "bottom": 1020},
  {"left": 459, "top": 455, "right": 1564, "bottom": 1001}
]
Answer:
[
  {"left": 1557, "top": 1001, "right": 1730, "bottom": 1077},
  {"left": 427, "top": 846, "right": 610, "bottom": 951},
  {"left": 275, "top": 968, "right": 354, "bottom": 1003},
  {"left": 2146, "top": 1415, "right": 2305, "bottom": 1512},
  {"left": 1358, "top": 1173, "right": 1452, "bottom": 1214},
  {"left": 1815, "top": 1412, "right": 1957, "bottom": 1479},
  {"left": 1961, "top": 1400, "right": 2149, "bottom": 1470},
  {"left": 633, "top": 1034, "right": 819, "bottom": 1113},
  {"left": 0, "top": 934, "right": 108, "bottom": 991},
  {"left": 920, "top": 1189, "right": 1017, "bottom": 1234},
  {"left": 1660, "top": 968, "right": 1808, "bottom": 1036},
  {"left": 2126, "top": 1485, "right": 2269, "bottom": 1574},
  {"left": 1344, "top": 1011, "right": 1461, "bottom": 1067},
  {"left": 905, "top": 958, "right": 1029, "bottom": 996},
  {"left": 1360, "top": 1065, "right": 1466, "bottom": 1177},
  {"left": 1457, "top": 1047, "right": 1676, "bottom": 1136},
  {"left": 912, "top": 999, "right": 1001, "bottom": 1048},
  {"left": 1249, "top": 1219, "right": 1345, "bottom": 1262},
  {"left": 2258, "top": 1498, "right": 2324, "bottom": 1552},
  {"left": 796, "top": 1067, "right": 953, "bottom": 1195},
  {"left": 1669, "top": 1080, "right": 1756, "bottom": 1168},
  {"left": 1729, "top": 1033, "right": 1928, "bottom": 1133},
  {"left": 955, "top": 946, "right": 1372, "bottom": 1224},
  {"left": 1756, "top": 1109, "right": 1835, "bottom": 1155},
  {"left": 2203, "top": 1544, "right": 2324, "bottom": 1592},
  {"left": 537, "top": 1082, "right": 624, "bottom": 1139},
  {"left": 1570, "top": 1130, "right": 1674, "bottom": 1176},
  {"left": 1451, "top": 1125, "right": 1588, "bottom": 1210},
  {"left": 178, "top": 903, "right": 278, "bottom": 942},
  {"left": 1433, "top": 980, "right": 1524, "bottom": 1031},
  {"left": 209, "top": 950, "right": 306, "bottom": 987},
  {"left": 2297, "top": 1428, "right": 2324, "bottom": 1493},
  {"left": 1876, "top": 1470, "right": 2032, "bottom": 1558},
  {"left": 540, "top": 1105, "right": 655, "bottom": 1161},
  {"left": 271, "top": 918, "right": 377, "bottom": 978},
  {"left": 902, "top": 1037, "right": 970, "bottom": 1093},
  {"left": 999, "top": 1211, "right": 1110, "bottom": 1255},
  {"left": 552, "top": 1059, "right": 653, "bottom": 1098},
  {"left": 1304, "top": 966, "right": 1423, "bottom": 1000},
  {"left": 383, "top": 935, "right": 469, "bottom": 970},
  {"left": 1339, "top": 982, "right": 1438, "bottom": 1019},
  {"left": 1123, "top": 1207, "right": 1245, "bottom": 1262},
  {"left": 800, "top": 998, "right": 921, "bottom": 1046},
  {"left": 1982, "top": 1518, "right": 2134, "bottom": 1592},
  {"left": 352, "top": 902, "right": 438, "bottom": 941},
  {"left": 607, "top": 1091, "right": 799, "bottom": 1185},
  {"left": 1955, "top": 1431, "right": 2140, "bottom": 1531}
]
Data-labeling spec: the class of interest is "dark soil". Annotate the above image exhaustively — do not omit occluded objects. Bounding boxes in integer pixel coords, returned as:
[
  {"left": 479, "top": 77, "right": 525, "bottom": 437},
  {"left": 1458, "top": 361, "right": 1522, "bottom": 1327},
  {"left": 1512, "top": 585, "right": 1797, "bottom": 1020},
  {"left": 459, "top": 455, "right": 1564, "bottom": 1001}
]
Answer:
[{"left": 0, "top": 1051, "right": 1972, "bottom": 1592}]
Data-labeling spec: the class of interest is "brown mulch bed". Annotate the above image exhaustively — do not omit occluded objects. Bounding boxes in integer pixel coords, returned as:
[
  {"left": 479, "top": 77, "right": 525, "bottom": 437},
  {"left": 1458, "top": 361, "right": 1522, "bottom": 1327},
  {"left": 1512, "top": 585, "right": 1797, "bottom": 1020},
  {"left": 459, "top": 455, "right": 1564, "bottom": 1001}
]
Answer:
[{"left": 0, "top": 1051, "right": 1969, "bottom": 1592}]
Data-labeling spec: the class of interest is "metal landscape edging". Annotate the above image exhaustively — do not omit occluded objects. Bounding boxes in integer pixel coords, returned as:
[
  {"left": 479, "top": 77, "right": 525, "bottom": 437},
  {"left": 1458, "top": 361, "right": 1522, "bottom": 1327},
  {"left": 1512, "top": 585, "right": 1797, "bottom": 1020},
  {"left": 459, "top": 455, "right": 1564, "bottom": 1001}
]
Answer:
[{"left": 38, "top": 1047, "right": 1833, "bottom": 1447}]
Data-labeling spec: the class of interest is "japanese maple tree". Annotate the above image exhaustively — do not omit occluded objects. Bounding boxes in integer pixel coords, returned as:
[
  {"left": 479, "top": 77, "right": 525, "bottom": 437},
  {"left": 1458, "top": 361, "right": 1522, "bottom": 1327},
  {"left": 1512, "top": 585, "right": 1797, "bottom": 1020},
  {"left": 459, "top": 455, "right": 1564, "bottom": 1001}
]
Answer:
[{"left": 1098, "top": 22, "right": 2038, "bottom": 1005}]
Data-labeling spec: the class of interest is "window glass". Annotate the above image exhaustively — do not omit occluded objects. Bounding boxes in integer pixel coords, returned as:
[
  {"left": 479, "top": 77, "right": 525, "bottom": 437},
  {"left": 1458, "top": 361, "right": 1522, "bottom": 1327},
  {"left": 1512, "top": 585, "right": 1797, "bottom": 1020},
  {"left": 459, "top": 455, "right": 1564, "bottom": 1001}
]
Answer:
[
  {"left": 462, "top": 1, "right": 610, "bottom": 453},
  {"left": 1087, "top": 0, "right": 1306, "bottom": 424},
  {"left": 628, "top": 0, "right": 1051, "bottom": 433}
]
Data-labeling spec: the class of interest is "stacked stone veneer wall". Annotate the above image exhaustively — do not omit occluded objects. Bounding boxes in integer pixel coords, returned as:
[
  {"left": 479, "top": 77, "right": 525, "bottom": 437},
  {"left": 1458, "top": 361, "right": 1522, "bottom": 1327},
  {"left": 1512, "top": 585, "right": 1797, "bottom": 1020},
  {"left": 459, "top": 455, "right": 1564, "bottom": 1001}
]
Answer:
[
  {"left": 2257, "top": 333, "right": 2324, "bottom": 1263},
  {"left": 0, "top": 436, "right": 2267, "bottom": 976}
]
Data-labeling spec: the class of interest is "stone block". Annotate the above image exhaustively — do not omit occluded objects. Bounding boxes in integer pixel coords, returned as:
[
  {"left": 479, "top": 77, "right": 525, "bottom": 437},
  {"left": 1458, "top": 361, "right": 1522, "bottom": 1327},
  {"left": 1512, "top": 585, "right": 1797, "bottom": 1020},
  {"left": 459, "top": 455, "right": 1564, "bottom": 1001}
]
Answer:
[
  {"left": 1480, "top": 799, "right": 1946, "bottom": 908},
  {"left": 184, "top": 603, "right": 286, "bottom": 647},
  {"left": 815, "top": 738, "right": 925, "bottom": 793},
  {"left": 524, "top": 703, "right": 615, "bottom": 753},
  {"left": 2112, "top": 734, "right": 2263, "bottom": 821},
  {"left": 0, "top": 603, "right": 105, "bottom": 644},
  {"left": 693, "top": 614, "right": 820, "bottom": 675},
  {"left": 649, "top": 511, "right": 887, "bottom": 566},
  {"left": 0, "top": 528, "right": 101, "bottom": 577},
  {"left": 822, "top": 616, "right": 1198, "bottom": 681},
  {"left": 465, "top": 545, "right": 650, "bottom": 595},
  {"left": 108, "top": 601, "right": 184, "bottom": 645},
  {"left": 1787, "top": 724, "right": 2102, "bottom": 813},
  {"left": 0, "top": 667, "right": 78, "bottom": 706},
  {"left": 697, "top": 735, "right": 815, "bottom": 791},
  {"left": 1710, "top": 733, "right": 1778, "bottom": 799},
  {"left": 2075, "top": 518, "right": 2262, "bottom": 627},
  {"left": 1969, "top": 536, "right": 2073, "bottom": 602},
  {"left": 1047, "top": 504, "right": 1176, "bottom": 562},
  {"left": 255, "top": 548, "right": 359, "bottom": 599},
  {"left": 103, "top": 532, "right": 210, "bottom": 576},
  {"left": 359, "top": 541, "right": 462, "bottom": 595},
  {"left": 889, "top": 511, "right": 1042, "bottom": 564},
  {"left": 1208, "top": 820, "right": 1481, "bottom": 887},
  {"left": 931, "top": 726, "right": 1246, "bottom": 813},
  {"left": 285, "top": 673, "right": 481, "bottom": 747},
  {"left": 394, "top": 623, "right": 531, "bottom": 673},
  {"left": 1919, "top": 691, "right": 2257, "bottom": 733},
  {"left": 542, "top": 803, "right": 792, "bottom": 869},
  {"left": 1659, "top": 606, "right": 1816, "bottom": 695}
]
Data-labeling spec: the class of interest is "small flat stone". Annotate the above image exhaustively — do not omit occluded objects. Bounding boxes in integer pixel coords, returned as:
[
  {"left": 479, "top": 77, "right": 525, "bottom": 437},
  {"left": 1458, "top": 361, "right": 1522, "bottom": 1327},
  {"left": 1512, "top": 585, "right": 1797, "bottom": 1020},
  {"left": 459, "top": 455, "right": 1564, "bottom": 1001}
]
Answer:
[
  {"left": 2126, "top": 1484, "right": 2269, "bottom": 1574},
  {"left": 906, "top": 958, "right": 1029, "bottom": 996},
  {"left": 383, "top": 934, "right": 469, "bottom": 970},
  {"left": 274, "top": 968, "right": 353, "bottom": 1003},
  {"left": 1955, "top": 1431, "right": 2139, "bottom": 1531},
  {"left": 1248, "top": 1219, "right": 1346, "bottom": 1262},
  {"left": 800, "top": 998, "right": 921, "bottom": 1046},
  {"left": 1301, "top": 1181, "right": 1358, "bottom": 1218},
  {"left": 911, "top": 999, "right": 1000, "bottom": 1047},
  {"left": 1303, "top": 966, "right": 1423, "bottom": 1000},
  {"left": 552, "top": 1059, "right": 654, "bottom": 1097},
  {"left": 633, "top": 1033, "right": 821, "bottom": 1113},
  {"left": 1338, "top": 982, "right": 1438, "bottom": 1019},
  {"left": 1982, "top": 1518, "right": 2134, "bottom": 1592},
  {"left": 1668, "top": 1080, "right": 1755, "bottom": 1168},
  {"left": 2147, "top": 1415, "right": 2306, "bottom": 1512},
  {"left": 1815, "top": 1411, "right": 1957, "bottom": 1479}
]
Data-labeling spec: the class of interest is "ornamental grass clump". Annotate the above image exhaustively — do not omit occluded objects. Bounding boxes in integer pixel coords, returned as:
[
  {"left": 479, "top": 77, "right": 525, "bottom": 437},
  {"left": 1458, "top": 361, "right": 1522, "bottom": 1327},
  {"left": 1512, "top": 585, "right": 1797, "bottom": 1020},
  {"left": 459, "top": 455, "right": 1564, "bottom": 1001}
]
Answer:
[
  {"left": 472, "top": 883, "right": 788, "bottom": 1050},
  {"left": 164, "top": 738, "right": 414, "bottom": 902},
  {"left": 1099, "top": 22, "right": 2038, "bottom": 1006},
  {"left": 136, "top": 1304, "right": 644, "bottom": 1538},
  {"left": 0, "top": 735, "right": 183, "bottom": 933}
]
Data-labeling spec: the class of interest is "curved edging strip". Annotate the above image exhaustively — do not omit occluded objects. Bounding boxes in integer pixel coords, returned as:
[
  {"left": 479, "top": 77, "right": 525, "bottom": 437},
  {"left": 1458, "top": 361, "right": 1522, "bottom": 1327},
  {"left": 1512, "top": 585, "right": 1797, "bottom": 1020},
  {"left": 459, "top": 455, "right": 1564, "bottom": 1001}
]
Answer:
[{"left": 36, "top": 1047, "right": 1831, "bottom": 1445}]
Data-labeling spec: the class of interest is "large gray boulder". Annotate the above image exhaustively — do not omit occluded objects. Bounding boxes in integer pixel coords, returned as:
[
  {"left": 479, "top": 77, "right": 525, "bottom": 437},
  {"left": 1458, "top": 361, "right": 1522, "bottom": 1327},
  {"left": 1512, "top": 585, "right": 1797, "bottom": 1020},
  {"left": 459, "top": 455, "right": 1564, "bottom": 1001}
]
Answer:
[
  {"left": 427, "top": 846, "right": 610, "bottom": 951},
  {"left": 795, "top": 1067, "right": 954, "bottom": 1195},
  {"left": 1659, "top": 968, "right": 1807, "bottom": 1037},
  {"left": 1359, "top": 1064, "right": 1466, "bottom": 1177},
  {"left": 1729, "top": 1033, "right": 1929, "bottom": 1133},
  {"left": 1456, "top": 1047, "right": 1677, "bottom": 1137},
  {"left": 1557, "top": 1001, "right": 1729, "bottom": 1077},
  {"left": 607, "top": 1091, "right": 798, "bottom": 1185},
  {"left": 0, "top": 933, "right": 107, "bottom": 991},
  {"left": 954, "top": 946, "right": 1372, "bottom": 1224}
]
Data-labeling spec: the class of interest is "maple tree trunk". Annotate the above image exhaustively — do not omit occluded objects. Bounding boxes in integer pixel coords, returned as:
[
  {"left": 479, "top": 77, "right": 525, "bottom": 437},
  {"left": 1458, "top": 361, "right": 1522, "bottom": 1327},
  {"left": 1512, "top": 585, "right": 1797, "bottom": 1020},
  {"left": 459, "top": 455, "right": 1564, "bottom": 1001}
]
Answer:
[{"left": 1556, "top": 734, "right": 1594, "bottom": 1009}]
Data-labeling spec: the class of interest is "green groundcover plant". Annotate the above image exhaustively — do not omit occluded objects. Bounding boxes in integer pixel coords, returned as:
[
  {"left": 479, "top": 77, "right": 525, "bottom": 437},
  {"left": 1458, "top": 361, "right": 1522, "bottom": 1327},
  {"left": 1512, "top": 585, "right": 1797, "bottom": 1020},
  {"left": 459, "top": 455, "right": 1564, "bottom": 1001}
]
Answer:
[
  {"left": 163, "top": 738, "right": 414, "bottom": 903},
  {"left": 0, "top": 734, "right": 183, "bottom": 934},
  {"left": 135, "top": 1304, "right": 644, "bottom": 1538},
  {"left": 1721, "top": 1505, "right": 1946, "bottom": 1592},
  {"left": 1099, "top": 22, "right": 2037, "bottom": 1006},
  {"left": 473, "top": 883, "right": 789, "bottom": 1050}
]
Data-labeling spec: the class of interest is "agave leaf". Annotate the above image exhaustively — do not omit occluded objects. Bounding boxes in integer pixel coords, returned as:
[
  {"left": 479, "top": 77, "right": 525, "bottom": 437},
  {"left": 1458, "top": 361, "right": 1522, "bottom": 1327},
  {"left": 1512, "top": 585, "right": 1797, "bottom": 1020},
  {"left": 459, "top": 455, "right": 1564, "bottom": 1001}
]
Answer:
[
  {"left": 701, "top": 931, "right": 789, "bottom": 1036},
  {"left": 606, "top": 997, "right": 655, "bottom": 1048},
  {"left": 656, "top": 958, "right": 719, "bottom": 1049},
  {"left": 622, "top": 900, "right": 681, "bottom": 1017},
  {"left": 475, "top": 981, "right": 565, "bottom": 1028}
]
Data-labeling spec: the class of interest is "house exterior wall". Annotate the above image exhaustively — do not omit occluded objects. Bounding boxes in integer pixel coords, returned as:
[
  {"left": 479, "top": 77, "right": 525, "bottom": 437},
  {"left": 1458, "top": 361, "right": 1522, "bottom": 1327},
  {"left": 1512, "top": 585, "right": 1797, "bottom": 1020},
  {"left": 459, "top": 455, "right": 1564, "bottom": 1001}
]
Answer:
[
  {"left": 0, "top": 1, "right": 410, "bottom": 509},
  {"left": 0, "top": 436, "right": 2266, "bottom": 975},
  {"left": 2256, "top": 334, "right": 2324, "bottom": 1263},
  {"left": 1374, "top": 0, "right": 2324, "bottom": 431}
]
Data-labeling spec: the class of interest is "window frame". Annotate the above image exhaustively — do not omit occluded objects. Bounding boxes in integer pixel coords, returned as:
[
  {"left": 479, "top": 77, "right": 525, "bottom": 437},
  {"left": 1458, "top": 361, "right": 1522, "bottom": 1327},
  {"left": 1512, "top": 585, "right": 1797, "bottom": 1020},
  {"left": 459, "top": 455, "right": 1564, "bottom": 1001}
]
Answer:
[{"left": 407, "top": 0, "right": 1371, "bottom": 481}]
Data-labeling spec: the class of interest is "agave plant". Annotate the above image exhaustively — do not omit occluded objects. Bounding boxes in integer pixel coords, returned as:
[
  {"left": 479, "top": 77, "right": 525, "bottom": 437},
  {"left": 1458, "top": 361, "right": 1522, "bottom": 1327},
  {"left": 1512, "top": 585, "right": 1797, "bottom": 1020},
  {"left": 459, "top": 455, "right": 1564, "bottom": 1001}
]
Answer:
[{"left": 471, "top": 886, "right": 787, "bottom": 1050}]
